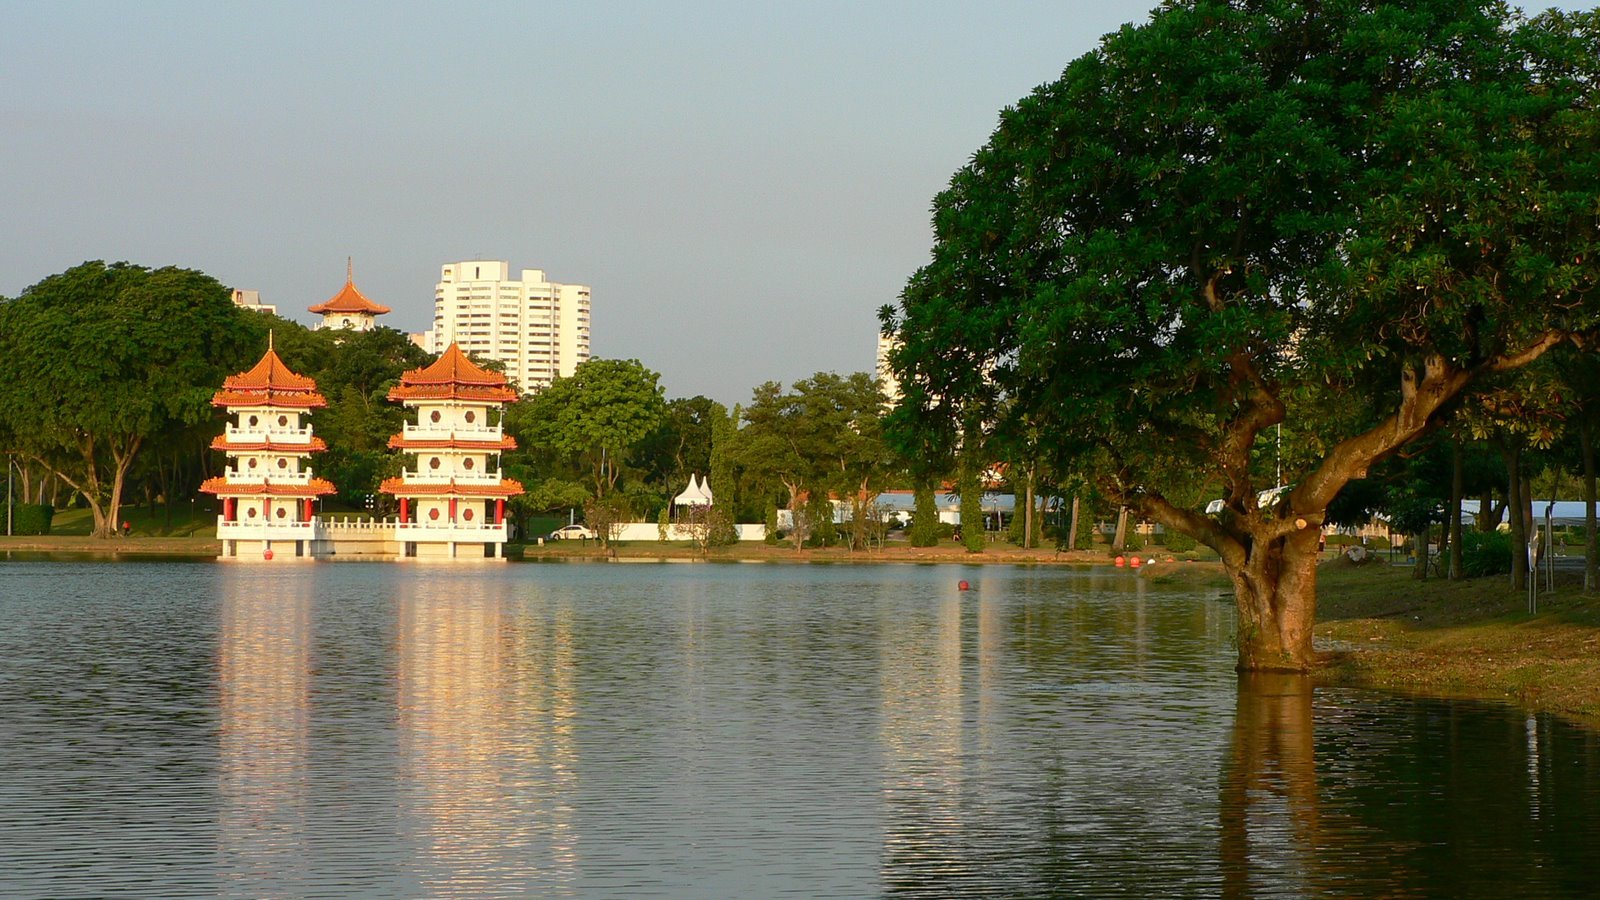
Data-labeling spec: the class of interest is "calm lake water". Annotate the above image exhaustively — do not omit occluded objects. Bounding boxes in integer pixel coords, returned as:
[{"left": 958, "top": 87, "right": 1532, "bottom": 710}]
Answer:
[{"left": 0, "top": 560, "right": 1596, "bottom": 897}]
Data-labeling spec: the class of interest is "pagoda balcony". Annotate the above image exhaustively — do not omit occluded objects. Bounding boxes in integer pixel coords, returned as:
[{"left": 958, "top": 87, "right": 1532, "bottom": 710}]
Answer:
[
  {"left": 216, "top": 517, "right": 320, "bottom": 540},
  {"left": 224, "top": 424, "right": 315, "bottom": 443},
  {"left": 393, "top": 471, "right": 507, "bottom": 485},
  {"left": 396, "top": 521, "right": 509, "bottom": 541},
  {"left": 400, "top": 423, "right": 505, "bottom": 441},
  {"left": 222, "top": 469, "right": 317, "bottom": 484}
]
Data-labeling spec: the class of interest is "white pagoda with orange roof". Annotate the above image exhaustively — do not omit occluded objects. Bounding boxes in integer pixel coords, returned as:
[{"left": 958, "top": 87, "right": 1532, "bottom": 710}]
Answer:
[
  {"left": 308, "top": 259, "right": 391, "bottom": 332},
  {"left": 202, "top": 343, "right": 337, "bottom": 560},
  {"left": 380, "top": 342, "right": 524, "bottom": 560}
]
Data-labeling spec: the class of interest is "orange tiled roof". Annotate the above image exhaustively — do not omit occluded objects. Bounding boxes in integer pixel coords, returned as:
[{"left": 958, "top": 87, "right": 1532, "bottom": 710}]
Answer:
[
  {"left": 210, "top": 436, "right": 328, "bottom": 453},
  {"left": 387, "top": 434, "right": 517, "bottom": 451},
  {"left": 308, "top": 273, "right": 391, "bottom": 316},
  {"left": 388, "top": 342, "right": 518, "bottom": 403},
  {"left": 377, "top": 476, "right": 525, "bottom": 498},
  {"left": 199, "top": 476, "right": 338, "bottom": 497},
  {"left": 212, "top": 348, "right": 328, "bottom": 408}
]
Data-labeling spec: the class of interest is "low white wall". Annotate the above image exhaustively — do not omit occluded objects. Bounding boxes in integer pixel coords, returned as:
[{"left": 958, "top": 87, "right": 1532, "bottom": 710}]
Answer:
[{"left": 611, "top": 522, "right": 768, "bottom": 542}]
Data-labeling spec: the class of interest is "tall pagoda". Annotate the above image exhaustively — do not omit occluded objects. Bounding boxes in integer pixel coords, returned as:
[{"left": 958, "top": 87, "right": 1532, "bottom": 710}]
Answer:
[
  {"left": 202, "top": 344, "right": 337, "bottom": 560},
  {"left": 380, "top": 342, "right": 524, "bottom": 560},
  {"left": 308, "top": 259, "right": 391, "bottom": 332}
]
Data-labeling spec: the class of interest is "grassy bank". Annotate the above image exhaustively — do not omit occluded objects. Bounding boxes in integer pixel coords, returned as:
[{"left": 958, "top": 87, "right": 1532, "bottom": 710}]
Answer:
[{"left": 1315, "top": 560, "right": 1600, "bottom": 725}]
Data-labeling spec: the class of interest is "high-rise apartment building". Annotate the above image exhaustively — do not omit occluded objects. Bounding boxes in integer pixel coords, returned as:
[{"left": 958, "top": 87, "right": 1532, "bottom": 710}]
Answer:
[
  {"left": 430, "top": 260, "right": 591, "bottom": 394},
  {"left": 875, "top": 332, "right": 902, "bottom": 406}
]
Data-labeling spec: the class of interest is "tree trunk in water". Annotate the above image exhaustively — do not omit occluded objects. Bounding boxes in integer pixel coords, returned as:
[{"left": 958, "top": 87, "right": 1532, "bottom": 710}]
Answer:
[
  {"left": 1112, "top": 507, "right": 1129, "bottom": 553},
  {"left": 1068, "top": 497, "right": 1081, "bottom": 552},
  {"left": 1448, "top": 441, "right": 1464, "bottom": 580},
  {"left": 1228, "top": 528, "right": 1320, "bottom": 672},
  {"left": 1582, "top": 420, "right": 1597, "bottom": 593},
  {"left": 1505, "top": 443, "right": 1526, "bottom": 591}
]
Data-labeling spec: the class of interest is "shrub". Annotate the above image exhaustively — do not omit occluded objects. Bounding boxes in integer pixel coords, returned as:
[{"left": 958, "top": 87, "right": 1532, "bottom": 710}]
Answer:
[
  {"left": 1461, "top": 530, "right": 1513, "bottom": 578},
  {"left": 1161, "top": 529, "right": 1197, "bottom": 553},
  {"left": 10, "top": 503, "right": 53, "bottom": 536}
]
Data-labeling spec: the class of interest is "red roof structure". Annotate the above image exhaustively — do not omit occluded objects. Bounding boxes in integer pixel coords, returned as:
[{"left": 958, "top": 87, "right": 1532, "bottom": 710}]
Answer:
[
  {"left": 388, "top": 342, "right": 519, "bottom": 403},
  {"left": 199, "top": 476, "right": 338, "bottom": 497},
  {"left": 212, "top": 348, "right": 328, "bottom": 409},
  {"left": 387, "top": 435, "right": 517, "bottom": 452},
  {"left": 308, "top": 261, "right": 391, "bottom": 316},
  {"left": 378, "top": 477, "right": 525, "bottom": 498}
]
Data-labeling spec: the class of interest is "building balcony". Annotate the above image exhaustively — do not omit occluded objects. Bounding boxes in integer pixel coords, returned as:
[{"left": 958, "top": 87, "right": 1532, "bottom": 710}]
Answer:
[
  {"left": 224, "top": 424, "right": 315, "bottom": 443},
  {"left": 222, "top": 469, "right": 315, "bottom": 484},
  {"left": 400, "top": 423, "right": 505, "bottom": 441}
]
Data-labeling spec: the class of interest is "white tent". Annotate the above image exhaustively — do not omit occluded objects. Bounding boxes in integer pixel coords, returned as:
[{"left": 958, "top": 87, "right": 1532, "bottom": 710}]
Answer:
[{"left": 674, "top": 474, "right": 712, "bottom": 508}]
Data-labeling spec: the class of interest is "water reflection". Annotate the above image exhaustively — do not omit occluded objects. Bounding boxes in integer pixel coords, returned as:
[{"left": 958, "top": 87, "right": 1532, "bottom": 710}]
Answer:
[
  {"left": 394, "top": 574, "right": 578, "bottom": 896},
  {"left": 217, "top": 572, "right": 311, "bottom": 893},
  {"left": 1219, "top": 674, "right": 1322, "bottom": 897}
]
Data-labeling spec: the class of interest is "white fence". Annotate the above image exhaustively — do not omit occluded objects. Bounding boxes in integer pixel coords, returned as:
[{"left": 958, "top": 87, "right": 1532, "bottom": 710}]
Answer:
[{"left": 609, "top": 522, "right": 768, "bottom": 542}]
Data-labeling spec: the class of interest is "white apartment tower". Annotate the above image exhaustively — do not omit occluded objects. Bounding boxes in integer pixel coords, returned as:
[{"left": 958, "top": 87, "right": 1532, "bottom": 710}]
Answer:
[{"left": 431, "top": 260, "right": 591, "bottom": 394}]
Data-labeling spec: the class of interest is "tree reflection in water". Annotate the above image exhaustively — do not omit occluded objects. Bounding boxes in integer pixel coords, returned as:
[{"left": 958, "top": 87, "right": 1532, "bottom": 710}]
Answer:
[{"left": 1220, "top": 673, "right": 1321, "bottom": 897}]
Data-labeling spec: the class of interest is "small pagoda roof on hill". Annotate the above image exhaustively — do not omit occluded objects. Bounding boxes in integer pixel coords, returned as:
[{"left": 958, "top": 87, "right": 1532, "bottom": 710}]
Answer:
[
  {"left": 308, "top": 263, "right": 391, "bottom": 316},
  {"left": 199, "top": 476, "right": 338, "bottom": 497},
  {"left": 212, "top": 348, "right": 328, "bottom": 409},
  {"left": 377, "top": 476, "right": 525, "bottom": 498},
  {"left": 388, "top": 342, "right": 518, "bottom": 403}
]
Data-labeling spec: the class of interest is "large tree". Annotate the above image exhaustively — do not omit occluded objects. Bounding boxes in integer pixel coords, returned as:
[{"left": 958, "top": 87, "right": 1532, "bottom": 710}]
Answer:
[
  {"left": 515, "top": 358, "right": 667, "bottom": 500},
  {"left": 0, "top": 261, "right": 264, "bottom": 536},
  {"left": 885, "top": 2, "right": 1599, "bottom": 671}
]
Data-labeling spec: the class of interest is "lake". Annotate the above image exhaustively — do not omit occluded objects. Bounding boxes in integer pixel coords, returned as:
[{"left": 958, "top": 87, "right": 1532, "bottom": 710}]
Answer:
[{"left": 0, "top": 560, "right": 1596, "bottom": 897}]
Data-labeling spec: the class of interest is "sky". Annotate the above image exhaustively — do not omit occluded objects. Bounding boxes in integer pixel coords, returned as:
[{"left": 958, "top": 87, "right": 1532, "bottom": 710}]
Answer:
[{"left": 2, "top": 1, "right": 1588, "bottom": 405}]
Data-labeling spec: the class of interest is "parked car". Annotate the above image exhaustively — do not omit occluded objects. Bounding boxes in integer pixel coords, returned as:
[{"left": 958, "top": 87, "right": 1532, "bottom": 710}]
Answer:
[{"left": 547, "top": 524, "right": 596, "bottom": 541}]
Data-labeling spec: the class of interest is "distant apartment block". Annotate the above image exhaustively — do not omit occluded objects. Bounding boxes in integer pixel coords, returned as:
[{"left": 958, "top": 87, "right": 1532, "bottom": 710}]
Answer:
[
  {"left": 231, "top": 289, "right": 277, "bottom": 315},
  {"left": 875, "top": 332, "right": 902, "bottom": 405},
  {"left": 429, "top": 260, "right": 591, "bottom": 394}
]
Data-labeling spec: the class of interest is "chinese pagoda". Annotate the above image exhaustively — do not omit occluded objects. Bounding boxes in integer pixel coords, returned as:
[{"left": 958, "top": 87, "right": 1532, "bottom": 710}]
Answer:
[
  {"left": 380, "top": 342, "right": 523, "bottom": 560},
  {"left": 201, "top": 343, "right": 337, "bottom": 560},
  {"left": 308, "top": 258, "right": 391, "bottom": 332}
]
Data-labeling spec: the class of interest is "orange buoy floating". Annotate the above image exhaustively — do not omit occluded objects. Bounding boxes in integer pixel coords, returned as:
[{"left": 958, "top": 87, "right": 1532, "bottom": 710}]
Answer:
[
  {"left": 958, "top": 580, "right": 970, "bottom": 591},
  {"left": 1114, "top": 556, "right": 1126, "bottom": 567},
  {"left": 263, "top": 548, "right": 274, "bottom": 561},
  {"left": 1129, "top": 556, "right": 1142, "bottom": 568}
]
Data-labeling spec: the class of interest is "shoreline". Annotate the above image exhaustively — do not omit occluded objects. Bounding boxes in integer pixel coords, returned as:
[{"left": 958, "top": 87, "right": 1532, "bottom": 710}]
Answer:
[{"left": 9, "top": 534, "right": 1596, "bottom": 727}]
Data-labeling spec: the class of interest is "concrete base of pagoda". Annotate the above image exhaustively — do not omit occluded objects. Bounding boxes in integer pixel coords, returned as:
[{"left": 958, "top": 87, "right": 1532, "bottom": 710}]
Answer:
[
  {"left": 217, "top": 518, "right": 329, "bottom": 562},
  {"left": 394, "top": 522, "right": 512, "bottom": 561}
]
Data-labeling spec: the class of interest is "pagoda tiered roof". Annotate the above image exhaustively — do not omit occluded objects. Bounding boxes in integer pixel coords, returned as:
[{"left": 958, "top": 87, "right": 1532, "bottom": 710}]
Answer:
[
  {"left": 387, "top": 434, "right": 517, "bottom": 451},
  {"left": 308, "top": 263, "right": 391, "bottom": 316},
  {"left": 210, "top": 435, "right": 329, "bottom": 453},
  {"left": 388, "top": 343, "right": 519, "bottom": 403},
  {"left": 199, "top": 476, "right": 338, "bottom": 497},
  {"left": 212, "top": 348, "right": 328, "bottom": 408},
  {"left": 377, "top": 476, "right": 525, "bottom": 498}
]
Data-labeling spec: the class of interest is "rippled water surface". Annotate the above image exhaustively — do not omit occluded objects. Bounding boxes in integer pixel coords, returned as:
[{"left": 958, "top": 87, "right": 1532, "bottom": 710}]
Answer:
[{"left": 1, "top": 560, "right": 1597, "bottom": 897}]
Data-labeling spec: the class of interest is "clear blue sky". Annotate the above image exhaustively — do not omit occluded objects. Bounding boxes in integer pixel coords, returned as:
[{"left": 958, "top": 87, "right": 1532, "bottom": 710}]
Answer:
[{"left": 1, "top": 2, "right": 1586, "bottom": 404}]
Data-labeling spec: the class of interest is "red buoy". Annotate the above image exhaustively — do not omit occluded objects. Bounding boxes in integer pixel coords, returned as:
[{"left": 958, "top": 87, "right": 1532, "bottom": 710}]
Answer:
[
  {"left": 263, "top": 548, "right": 274, "bottom": 561},
  {"left": 958, "top": 580, "right": 970, "bottom": 591},
  {"left": 1114, "top": 555, "right": 1126, "bottom": 567},
  {"left": 1129, "top": 556, "right": 1142, "bottom": 568}
]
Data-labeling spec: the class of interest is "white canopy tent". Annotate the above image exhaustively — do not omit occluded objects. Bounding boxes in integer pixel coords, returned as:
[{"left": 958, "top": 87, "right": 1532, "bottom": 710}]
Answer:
[{"left": 674, "top": 474, "right": 713, "bottom": 510}]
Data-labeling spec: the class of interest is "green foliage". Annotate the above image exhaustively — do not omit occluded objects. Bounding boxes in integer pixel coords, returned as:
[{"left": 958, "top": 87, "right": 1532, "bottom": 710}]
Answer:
[
  {"left": 1462, "top": 529, "right": 1513, "bottom": 578},
  {"left": 516, "top": 358, "right": 667, "bottom": 498},
  {"left": 763, "top": 498, "right": 779, "bottom": 544},
  {"left": 884, "top": 0, "right": 1600, "bottom": 579},
  {"left": 959, "top": 458, "right": 983, "bottom": 553},
  {"left": 0, "top": 261, "right": 264, "bottom": 536},
  {"left": 909, "top": 481, "right": 941, "bottom": 547},
  {"left": 8, "top": 502, "right": 53, "bottom": 535},
  {"left": 657, "top": 505, "right": 670, "bottom": 542},
  {"left": 1161, "top": 529, "right": 1197, "bottom": 553}
]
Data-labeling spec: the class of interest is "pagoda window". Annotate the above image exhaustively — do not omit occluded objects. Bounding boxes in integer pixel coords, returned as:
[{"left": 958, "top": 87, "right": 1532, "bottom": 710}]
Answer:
[
  {"left": 247, "top": 507, "right": 258, "bottom": 518},
  {"left": 463, "top": 458, "right": 475, "bottom": 471},
  {"left": 248, "top": 415, "right": 259, "bottom": 427},
  {"left": 464, "top": 508, "right": 475, "bottom": 522},
  {"left": 430, "top": 457, "right": 441, "bottom": 470},
  {"left": 278, "top": 414, "right": 288, "bottom": 427},
  {"left": 429, "top": 508, "right": 440, "bottom": 521},
  {"left": 277, "top": 458, "right": 288, "bottom": 469},
  {"left": 464, "top": 410, "right": 476, "bottom": 424},
  {"left": 431, "top": 410, "right": 442, "bottom": 423},
  {"left": 248, "top": 458, "right": 259, "bottom": 469},
  {"left": 276, "top": 507, "right": 287, "bottom": 519}
]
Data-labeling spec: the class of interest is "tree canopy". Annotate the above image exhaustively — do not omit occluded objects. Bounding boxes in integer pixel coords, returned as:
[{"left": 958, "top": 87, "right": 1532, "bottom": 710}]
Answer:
[{"left": 885, "top": 0, "right": 1600, "bottom": 670}]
